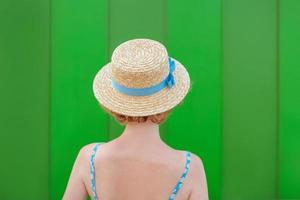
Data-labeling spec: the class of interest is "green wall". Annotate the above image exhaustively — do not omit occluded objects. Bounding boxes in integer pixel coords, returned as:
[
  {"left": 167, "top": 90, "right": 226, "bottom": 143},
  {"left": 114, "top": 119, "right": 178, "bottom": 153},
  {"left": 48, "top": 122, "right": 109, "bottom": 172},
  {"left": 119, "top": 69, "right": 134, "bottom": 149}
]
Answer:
[
  {"left": 279, "top": 0, "right": 300, "bottom": 198},
  {"left": 223, "top": 0, "right": 278, "bottom": 199},
  {"left": 0, "top": 0, "right": 50, "bottom": 199},
  {"left": 1, "top": 0, "right": 300, "bottom": 199}
]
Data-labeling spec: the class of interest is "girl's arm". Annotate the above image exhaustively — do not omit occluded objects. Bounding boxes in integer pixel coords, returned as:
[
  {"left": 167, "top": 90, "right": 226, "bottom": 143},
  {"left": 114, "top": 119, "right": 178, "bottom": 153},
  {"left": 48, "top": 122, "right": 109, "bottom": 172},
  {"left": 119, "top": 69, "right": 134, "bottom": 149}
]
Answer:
[
  {"left": 62, "top": 146, "right": 90, "bottom": 200},
  {"left": 188, "top": 154, "right": 209, "bottom": 200}
]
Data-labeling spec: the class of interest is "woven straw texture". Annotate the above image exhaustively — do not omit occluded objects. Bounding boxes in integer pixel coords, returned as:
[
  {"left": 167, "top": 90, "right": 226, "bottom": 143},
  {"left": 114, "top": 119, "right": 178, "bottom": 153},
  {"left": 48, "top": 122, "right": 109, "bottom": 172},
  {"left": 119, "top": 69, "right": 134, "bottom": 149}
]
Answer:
[{"left": 93, "top": 39, "right": 190, "bottom": 117}]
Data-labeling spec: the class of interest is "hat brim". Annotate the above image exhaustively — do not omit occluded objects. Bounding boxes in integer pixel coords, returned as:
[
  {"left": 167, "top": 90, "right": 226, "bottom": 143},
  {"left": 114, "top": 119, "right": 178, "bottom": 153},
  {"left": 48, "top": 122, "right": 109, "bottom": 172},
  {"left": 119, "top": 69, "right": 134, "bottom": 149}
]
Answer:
[{"left": 92, "top": 57, "right": 190, "bottom": 117}]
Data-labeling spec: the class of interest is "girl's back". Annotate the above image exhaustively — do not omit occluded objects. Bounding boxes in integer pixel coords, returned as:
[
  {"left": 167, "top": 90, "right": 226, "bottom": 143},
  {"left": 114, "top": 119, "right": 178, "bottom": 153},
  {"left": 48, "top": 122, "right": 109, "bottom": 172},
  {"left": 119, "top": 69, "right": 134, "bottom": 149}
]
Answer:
[{"left": 74, "top": 140, "right": 205, "bottom": 200}]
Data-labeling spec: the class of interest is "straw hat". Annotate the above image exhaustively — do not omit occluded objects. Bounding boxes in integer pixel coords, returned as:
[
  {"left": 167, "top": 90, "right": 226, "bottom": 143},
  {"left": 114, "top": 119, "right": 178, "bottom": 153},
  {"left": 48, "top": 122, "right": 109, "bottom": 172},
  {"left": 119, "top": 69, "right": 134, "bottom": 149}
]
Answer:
[{"left": 93, "top": 38, "right": 190, "bottom": 117}]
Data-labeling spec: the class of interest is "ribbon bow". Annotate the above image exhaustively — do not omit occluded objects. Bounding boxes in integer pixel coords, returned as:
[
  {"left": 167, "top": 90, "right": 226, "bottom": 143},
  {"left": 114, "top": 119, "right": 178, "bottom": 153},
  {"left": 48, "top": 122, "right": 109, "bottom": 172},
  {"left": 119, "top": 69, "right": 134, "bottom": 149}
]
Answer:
[{"left": 167, "top": 57, "right": 176, "bottom": 88}]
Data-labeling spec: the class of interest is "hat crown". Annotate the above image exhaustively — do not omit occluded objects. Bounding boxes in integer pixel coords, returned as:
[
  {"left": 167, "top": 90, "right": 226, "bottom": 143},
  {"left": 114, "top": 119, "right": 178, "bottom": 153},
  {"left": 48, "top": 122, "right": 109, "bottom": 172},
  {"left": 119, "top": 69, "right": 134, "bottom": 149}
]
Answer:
[{"left": 111, "top": 39, "right": 169, "bottom": 88}]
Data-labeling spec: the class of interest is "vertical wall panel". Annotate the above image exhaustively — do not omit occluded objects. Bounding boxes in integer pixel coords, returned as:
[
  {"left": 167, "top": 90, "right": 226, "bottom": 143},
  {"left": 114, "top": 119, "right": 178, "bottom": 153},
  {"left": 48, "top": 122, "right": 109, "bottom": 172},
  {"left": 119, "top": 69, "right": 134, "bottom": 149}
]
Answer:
[
  {"left": 167, "top": 0, "right": 223, "bottom": 199},
  {"left": 223, "top": 0, "right": 278, "bottom": 199},
  {"left": 0, "top": 0, "right": 50, "bottom": 199},
  {"left": 50, "top": 0, "right": 109, "bottom": 198},
  {"left": 107, "top": 0, "right": 167, "bottom": 139},
  {"left": 279, "top": 0, "right": 300, "bottom": 198}
]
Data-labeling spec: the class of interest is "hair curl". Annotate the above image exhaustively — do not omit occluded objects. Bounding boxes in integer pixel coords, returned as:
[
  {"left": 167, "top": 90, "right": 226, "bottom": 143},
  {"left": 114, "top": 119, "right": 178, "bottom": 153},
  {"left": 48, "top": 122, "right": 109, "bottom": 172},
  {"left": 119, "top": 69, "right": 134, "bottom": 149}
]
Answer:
[{"left": 100, "top": 105, "right": 172, "bottom": 125}]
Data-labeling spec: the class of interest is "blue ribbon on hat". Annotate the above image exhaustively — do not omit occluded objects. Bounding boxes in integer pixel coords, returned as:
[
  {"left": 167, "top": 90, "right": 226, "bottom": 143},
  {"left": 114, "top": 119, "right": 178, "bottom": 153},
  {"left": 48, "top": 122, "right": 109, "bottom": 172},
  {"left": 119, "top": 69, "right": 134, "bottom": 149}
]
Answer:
[{"left": 111, "top": 57, "right": 176, "bottom": 96}]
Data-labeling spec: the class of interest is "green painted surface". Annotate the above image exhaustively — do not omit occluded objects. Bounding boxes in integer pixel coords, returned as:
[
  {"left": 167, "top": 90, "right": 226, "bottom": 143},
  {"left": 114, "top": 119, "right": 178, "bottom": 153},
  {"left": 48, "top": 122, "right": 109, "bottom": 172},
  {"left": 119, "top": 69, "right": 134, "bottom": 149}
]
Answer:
[
  {"left": 50, "top": 0, "right": 109, "bottom": 198},
  {"left": 279, "top": 0, "right": 300, "bottom": 199},
  {"left": 222, "top": 0, "right": 278, "bottom": 199},
  {"left": 167, "top": 0, "right": 223, "bottom": 199},
  {"left": 0, "top": 0, "right": 50, "bottom": 199}
]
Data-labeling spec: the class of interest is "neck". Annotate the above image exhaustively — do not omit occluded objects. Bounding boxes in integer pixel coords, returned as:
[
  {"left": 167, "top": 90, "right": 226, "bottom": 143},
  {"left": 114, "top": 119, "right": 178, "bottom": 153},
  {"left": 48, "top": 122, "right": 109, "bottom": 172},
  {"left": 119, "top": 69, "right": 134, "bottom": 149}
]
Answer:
[{"left": 117, "top": 120, "right": 166, "bottom": 148}]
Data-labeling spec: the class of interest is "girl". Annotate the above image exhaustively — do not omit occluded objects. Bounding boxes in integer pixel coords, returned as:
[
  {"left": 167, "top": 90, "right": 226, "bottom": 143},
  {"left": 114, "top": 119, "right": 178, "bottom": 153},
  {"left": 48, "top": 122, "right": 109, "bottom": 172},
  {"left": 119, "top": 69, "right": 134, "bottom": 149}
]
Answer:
[{"left": 63, "top": 39, "right": 208, "bottom": 200}]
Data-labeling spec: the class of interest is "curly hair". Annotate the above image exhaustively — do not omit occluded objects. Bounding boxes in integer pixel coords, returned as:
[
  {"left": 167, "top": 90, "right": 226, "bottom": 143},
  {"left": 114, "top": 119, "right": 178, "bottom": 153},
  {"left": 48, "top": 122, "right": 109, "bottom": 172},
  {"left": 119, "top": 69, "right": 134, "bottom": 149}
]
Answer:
[{"left": 100, "top": 105, "right": 172, "bottom": 125}]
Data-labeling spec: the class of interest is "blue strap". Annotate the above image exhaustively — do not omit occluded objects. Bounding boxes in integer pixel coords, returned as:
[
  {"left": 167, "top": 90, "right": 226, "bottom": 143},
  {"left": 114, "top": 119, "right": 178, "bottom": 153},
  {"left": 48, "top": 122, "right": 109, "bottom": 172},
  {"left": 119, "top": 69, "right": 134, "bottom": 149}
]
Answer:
[
  {"left": 90, "top": 143, "right": 104, "bottom": 200},
  {"left": 168, "top": 151, "right": 191, "bottom": 200},
  {"left": 111, "top": 57, "right": 176, "bottom": 96}
]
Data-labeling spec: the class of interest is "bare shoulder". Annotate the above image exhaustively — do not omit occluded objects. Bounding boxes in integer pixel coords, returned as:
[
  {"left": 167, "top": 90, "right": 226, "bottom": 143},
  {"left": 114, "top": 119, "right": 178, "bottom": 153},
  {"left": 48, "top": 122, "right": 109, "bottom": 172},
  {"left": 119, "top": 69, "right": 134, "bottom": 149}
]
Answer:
[
  {"left": 188, "top": 152, "right": 209, "bottom": 200},
  {"left": 190, "top": 153, "right": 204, "bottom": 169},
  {"left": 74, "top": 143, "right": 102, "bottom": 169},
  {"left": 62, "top": 143, "right": 101, "bottom": 199},
  {"left": 78, "top": 143, "right": 99, "bottom": 156},
  {"left": 188, "top": 153, "right": 205, "bottom": 182}
]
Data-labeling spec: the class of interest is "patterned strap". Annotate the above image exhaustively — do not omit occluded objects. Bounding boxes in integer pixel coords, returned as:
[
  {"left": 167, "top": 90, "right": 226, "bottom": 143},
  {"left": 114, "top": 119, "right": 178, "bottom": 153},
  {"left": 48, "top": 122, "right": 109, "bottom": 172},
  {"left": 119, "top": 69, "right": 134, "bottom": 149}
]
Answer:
[
  {"left": 90, "top": 143, "right": 103, "bottom": 200},
  {"left": 168, "top": 151, "right": 192, "bottom": 200}
]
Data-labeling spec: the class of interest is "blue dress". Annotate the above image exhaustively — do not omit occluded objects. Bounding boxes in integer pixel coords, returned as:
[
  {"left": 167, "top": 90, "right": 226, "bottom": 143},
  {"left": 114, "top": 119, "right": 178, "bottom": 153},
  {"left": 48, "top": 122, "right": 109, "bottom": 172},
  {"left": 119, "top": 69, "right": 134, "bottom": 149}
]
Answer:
[{"left": 90, "top": 142, "right": 192, "bottom": 200}]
